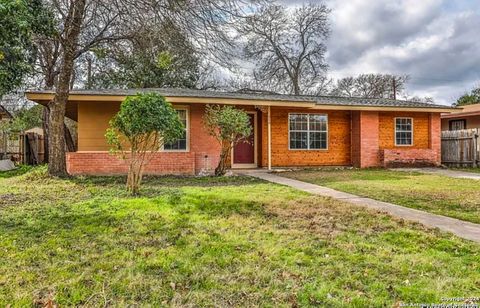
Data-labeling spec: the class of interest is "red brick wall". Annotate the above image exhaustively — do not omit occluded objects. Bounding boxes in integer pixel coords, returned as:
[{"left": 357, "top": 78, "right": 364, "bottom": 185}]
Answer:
[
  {"left": 351, "top": 111, "right": 441, "bottom": 168},
  {"left": 382, "top": 149, "right": 440, "bottom": 167},
  {"left": 350, "top": 111, "right": 361, "bottom": 167},
  {"left": 379, "top": 112, "right": 430, "bottom": 149},
  {"left": 72, "top": 103, "right": 222, "bottom": 175},
  {"left": 67, "top": 152, "right": 196, "bottom": 175},
  {"left": 361, "top": 111, "right": 380, "bottom": 167},
  {"left": 380, "top": 112, "right": 441, "bottom": 167},
  {"left": 71, "top": 100, "right": 443, "bottom": 174},
  {"left": 351, "top": 111, "right": 381, "bottom": 168},
  {"left": 429, "top": 113, "right": 441, "bottom": 163},
  {"left": 260, "top": 107, "right": 351, "bottom": 167},
  {"left": 188, "top": 104, "right": 221, "bottom": 173}
]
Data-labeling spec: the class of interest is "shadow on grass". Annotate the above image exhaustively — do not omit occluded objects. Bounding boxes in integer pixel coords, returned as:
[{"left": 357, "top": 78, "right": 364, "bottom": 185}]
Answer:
[
  {"left": 70, "top": 174, "right": 265, "bottom": 189},
  {"left": 0, "top": 165, "right": 36, "bottom": 179},
  {"left": 0, "top": 190, "right": 272, "bottom": 249}
]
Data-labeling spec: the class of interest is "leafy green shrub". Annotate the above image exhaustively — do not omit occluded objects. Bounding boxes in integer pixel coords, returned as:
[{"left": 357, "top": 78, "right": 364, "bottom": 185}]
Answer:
[
  {"left": 203, "top": 105, "right": 252, "bottom": 176},
  {"left": 106, "top": 93, "right": 184, "bottom": 195}
]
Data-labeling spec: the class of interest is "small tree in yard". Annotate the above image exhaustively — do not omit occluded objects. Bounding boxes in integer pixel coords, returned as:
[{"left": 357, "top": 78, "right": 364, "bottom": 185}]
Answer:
[
  {"left": 203, "top": 105, "right": 252, "bottom": 176},
  {"left": 106, "top": 93, "right": 184, "bottom": 195}
]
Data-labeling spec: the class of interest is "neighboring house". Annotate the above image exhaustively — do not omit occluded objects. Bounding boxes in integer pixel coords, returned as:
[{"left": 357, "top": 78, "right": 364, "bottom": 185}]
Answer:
[
  {"left": 0, "top": 105, "right": 13, "bottom": 122},
  {"left": 441, "top": 103, "right": 480, "bottom": 131},
  {"left": 24, "top": 127, "right": 44, "bottom": 136},
  {"left": 26, "top": 88, "right": 454, "bottom": 175}
]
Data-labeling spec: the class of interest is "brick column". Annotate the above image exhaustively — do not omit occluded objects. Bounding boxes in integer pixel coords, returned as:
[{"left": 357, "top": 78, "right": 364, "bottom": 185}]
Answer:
[
  {"left": 429, "top": 113, "right": 441, "bottom": 164},
  {"left": 351, "top": 111, "right": 381, "bottom": 168}
]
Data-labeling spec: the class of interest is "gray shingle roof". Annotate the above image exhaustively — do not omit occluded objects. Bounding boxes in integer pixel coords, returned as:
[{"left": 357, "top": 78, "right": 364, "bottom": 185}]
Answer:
[{"left": 27, "top": 87, "right": 454, "bottom": 109}]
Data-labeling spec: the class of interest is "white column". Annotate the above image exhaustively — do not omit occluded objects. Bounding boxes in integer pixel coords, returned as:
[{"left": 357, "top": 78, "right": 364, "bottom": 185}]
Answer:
[{"left": 268, "top": 106, "right": 272, "bottom": 171}]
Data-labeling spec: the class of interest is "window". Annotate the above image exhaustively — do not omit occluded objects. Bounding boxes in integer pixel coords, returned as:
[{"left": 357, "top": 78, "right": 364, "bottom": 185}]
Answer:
[
  {"left": 163, "top": 108, "right": 188, "bottom": 151},
  {"left": 449, "top": 119, "right": 466, "bottom": 131},
  {"left": 395, "top": 117, "right": 413, "bottom": 146},
  {"left": 289, "top": 113, "right": 328, "bottom": 150}
]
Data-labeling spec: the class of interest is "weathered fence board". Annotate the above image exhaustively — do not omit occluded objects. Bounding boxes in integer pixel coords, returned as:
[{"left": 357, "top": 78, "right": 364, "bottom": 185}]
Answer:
[
  {"left": 0, "top": 131, "right": 20, "bottom": 161},
  {"left": 441, "top": 129, "right": 479, "bottom": 167},
  {"left": 21, "top": 133, "right": 45, "bottom": 165}
]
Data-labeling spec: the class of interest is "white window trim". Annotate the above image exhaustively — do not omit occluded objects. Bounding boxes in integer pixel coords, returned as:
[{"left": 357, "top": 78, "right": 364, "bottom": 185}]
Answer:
[
  {"left": 288, "top": 113, "right": 329, "bottom": 151},
  {"left": 161, "top": 105, "right": 190, "bottom": 152},
  {"left": 394, "top": 117, "right": 414, "bottom": 147}
]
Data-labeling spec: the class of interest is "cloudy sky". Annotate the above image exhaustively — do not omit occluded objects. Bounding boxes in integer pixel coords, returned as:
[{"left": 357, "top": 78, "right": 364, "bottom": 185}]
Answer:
[{"left": 280, "top": 0, "right": 480, "bottom": 105}]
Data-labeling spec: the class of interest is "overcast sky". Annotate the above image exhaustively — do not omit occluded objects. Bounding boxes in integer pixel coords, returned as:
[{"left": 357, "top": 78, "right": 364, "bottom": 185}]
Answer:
[{"left": 279, "top": 0, "right": 480, "bottom": 105}]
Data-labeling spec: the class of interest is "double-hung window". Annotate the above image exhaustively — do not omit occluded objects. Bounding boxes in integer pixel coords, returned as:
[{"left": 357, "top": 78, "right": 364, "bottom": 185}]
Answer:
[
  {"left": 395, "top": 117, "right": 413, "bottom": 146},
  {"left": 289, "top": 113, "right": 328, "bottom": 150},
  {"left": 163, "top": 108, "right": 188, "bottom": 151}
]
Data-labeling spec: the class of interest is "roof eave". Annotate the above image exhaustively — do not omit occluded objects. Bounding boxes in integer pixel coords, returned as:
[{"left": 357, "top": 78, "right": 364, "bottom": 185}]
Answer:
[
  {"left": 25, "top": 91, "right": 455, "bottom": 113},
  {"left": 442, "top": 110, "right": 480, "bottom": 118}
]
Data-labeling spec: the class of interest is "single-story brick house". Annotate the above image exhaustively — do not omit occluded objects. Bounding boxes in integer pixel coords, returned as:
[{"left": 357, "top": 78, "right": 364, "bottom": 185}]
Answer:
[{"left": 26, "top": 88, "right": 454, "bottom": 175}]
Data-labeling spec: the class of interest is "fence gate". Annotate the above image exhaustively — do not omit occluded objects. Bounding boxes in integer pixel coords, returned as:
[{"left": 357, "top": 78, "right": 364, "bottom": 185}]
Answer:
[
  {"left": 21, "top": 132, "right": 45, "bottom": 165},
  {"left": 441, "top": 129, "right": 479, "bottom": 167}
]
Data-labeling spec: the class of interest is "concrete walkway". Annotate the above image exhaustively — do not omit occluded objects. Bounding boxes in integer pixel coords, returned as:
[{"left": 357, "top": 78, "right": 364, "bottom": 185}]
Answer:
[
  {"left": 241, "top": 170, "right": 480, "bottom": 244},
  {"left": 392, "top": 167, "right": 480, "bottom": 180}
]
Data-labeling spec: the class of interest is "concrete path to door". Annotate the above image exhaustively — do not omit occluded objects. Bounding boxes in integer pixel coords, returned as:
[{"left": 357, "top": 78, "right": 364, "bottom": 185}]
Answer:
[
  {"left": 240, "top": 170, "right": 480, "bottom": 244},
  {"left": 391, "top": 167, "right": 480, "bottom": 180}
]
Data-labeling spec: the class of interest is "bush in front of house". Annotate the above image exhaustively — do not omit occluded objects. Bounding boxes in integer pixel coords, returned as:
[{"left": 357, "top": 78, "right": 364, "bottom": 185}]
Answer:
[
  {"left": 105, "top": 93, "right": 184, "bottom": 195},
  {"left": 203, "top": 105, "right": 252, "bottom": 176}
]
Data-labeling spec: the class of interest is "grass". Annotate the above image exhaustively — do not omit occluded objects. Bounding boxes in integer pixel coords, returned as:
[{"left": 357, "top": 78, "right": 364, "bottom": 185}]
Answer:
[
  {"left": 281, "top": 168, "right": 480, "bottom": 224},
  {"left": 449, "top": 167, "right": 480, "bottom": 174},
  {"left": 0, "top": 166, "right": 479, "bottom": 306}
]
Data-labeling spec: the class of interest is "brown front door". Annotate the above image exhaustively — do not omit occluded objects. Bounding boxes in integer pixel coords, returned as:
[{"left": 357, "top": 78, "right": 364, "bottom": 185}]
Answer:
[{"left": 233, "top": 113, "right": 256, "bottom": 166}]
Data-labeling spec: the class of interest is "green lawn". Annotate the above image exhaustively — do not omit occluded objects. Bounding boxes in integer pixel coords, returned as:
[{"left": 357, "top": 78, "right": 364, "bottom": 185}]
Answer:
[
  {"left": 281, "top": 168, "right": 480, "bottom": 224},
  {"left": 449, "top": 167, "right": 480, "bottom": 174},
  {"left": 0, "top": 166, "right": 479, "bottom": 307}
]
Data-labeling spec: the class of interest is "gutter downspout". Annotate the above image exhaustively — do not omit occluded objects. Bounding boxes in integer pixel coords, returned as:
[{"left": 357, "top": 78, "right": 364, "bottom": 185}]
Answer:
[{"left": 268, "top": 106, "right": 272, "bottom": 171}]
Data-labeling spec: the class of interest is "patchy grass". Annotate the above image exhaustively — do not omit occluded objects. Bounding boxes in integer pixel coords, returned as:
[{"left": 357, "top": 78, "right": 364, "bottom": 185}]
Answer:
[
  {"left": 0, "top": 167, "right": 479, "bottom": 307},
  {"left": 449, "top": 167, "right": 480, "bottom": 174},
  {"left": 281, "top": 168, "right": 480, "bottom": 224},
  {"left": 0, "top": 164, "right": 36, "bottom": 179}
]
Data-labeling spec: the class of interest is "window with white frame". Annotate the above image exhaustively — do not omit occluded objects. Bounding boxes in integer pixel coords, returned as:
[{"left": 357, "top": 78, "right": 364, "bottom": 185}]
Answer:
[
  {"left": 289, "top": 113, "right": 328, "bottom": 150},
  {"left": 163, "top": 108, "right": 188, "bottom": 151},
  {"left": 395, "top": 117, "right": 413, "bottom": 146}
]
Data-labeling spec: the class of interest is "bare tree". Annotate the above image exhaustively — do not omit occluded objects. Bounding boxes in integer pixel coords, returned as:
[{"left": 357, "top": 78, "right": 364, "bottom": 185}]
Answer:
[
  {"left": 33, "top": 0, "right": 137, "bottom": 174},
  {"left": 36, "top": 0, "right": 261, "bottom": 177},
  {"left": 331, "top": 74, "right": 409, "bottom": 99},
  {"left": 238, "top": 3, "right": 330, "bottom": 95},
  {"left": 46, "top": 0, "right": 87, "bottom": 176}
]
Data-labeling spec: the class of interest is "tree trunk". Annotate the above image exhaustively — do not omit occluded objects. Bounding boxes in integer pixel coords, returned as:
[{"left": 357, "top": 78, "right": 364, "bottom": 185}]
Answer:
[
  {"left": 127, "top": 158, "right": 143, "bottom": 195},
  {"left": 48, "top": 0, "right": 86, "bottom": 177},
  {"left": 42, "top": 107, "right": 49, "bottom": 163},
  {"left": 64, "top": 123, "right": 75, "bottom": 152},
  {"left": 215, "top": 144, "right": 231, "bottom": 176},
  {"left": 48, "top": 101, "right": 67, "bottom": 176},
  {"left": 292, "top": 74, "right": 301, "bottom": 95}
]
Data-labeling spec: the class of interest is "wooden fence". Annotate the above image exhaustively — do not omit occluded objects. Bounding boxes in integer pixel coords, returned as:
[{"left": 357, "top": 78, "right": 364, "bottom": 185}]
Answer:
[
  {"left": 441, "top": 129, "right": 479, "bottom": 167},
  {"left": 20, "top": 132, "right": 45, "bottom": 165},
  {"left": 0, "top": 131, "right": 45, "bottom": 164}
]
